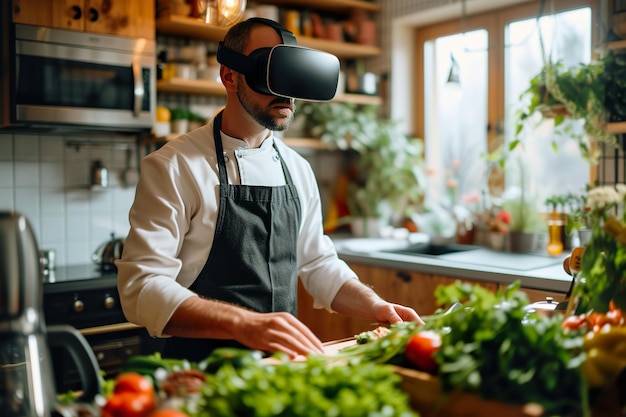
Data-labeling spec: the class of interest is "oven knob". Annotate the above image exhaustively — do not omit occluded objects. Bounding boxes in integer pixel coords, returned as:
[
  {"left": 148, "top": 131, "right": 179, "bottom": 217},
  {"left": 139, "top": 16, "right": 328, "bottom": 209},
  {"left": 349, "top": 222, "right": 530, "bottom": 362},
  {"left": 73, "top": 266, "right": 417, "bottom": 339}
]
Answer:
[
  {"left": 103, "top": 295, "right": 115, "bottom": 309},
  {"left": 73, "top": 299, "right": 84, "bottom": 313}
]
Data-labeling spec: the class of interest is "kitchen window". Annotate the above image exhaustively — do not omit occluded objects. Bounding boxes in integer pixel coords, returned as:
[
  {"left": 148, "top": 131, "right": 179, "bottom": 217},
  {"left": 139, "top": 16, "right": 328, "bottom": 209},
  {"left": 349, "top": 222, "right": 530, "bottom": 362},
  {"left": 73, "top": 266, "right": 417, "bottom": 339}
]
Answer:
[{"left": 414, "top": 0, "right": 603, "bottom": 211}]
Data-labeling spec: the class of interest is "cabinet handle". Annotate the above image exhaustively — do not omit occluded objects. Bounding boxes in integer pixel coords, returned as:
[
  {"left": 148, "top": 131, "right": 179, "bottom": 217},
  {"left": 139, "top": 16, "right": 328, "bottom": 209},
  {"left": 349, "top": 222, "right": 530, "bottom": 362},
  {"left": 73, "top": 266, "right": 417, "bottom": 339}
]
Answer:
[
  {"left": 395, "top": 271, "right": 411, "bottom": 283},
  {"left": 88, "top": 7, "right": 99, "bottom": 22},
  {"left": 71, "top": 5, "right": 82, "bottom": 20}
]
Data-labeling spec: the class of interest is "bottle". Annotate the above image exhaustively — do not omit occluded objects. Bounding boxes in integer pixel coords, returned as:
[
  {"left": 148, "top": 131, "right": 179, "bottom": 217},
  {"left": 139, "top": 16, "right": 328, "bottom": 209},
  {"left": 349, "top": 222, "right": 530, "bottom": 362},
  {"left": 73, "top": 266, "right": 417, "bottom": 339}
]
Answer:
[{"left": 546, "top": 211, "right": 564, "bottom": 255}]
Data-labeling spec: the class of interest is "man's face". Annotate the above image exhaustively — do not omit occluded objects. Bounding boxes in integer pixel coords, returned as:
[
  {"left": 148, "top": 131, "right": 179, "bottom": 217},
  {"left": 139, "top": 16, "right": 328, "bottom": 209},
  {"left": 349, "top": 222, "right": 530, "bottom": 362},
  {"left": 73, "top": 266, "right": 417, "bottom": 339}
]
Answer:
[{"left": 236, "top": 26, "right": 296, "bottom": 132}]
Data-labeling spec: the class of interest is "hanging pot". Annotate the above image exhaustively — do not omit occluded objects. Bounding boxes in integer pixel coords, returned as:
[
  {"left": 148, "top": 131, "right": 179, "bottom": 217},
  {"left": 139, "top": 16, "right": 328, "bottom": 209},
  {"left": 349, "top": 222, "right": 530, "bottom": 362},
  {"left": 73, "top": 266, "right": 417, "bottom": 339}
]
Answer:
[{"left": 92, "top": 233, "right": 125, "bottom": 272}]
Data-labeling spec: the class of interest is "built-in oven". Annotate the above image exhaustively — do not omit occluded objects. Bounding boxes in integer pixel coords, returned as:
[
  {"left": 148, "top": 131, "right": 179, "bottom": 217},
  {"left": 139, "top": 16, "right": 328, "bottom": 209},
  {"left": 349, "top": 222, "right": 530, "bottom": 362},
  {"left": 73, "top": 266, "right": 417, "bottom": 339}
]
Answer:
[
  {"left": 3, "top": 24, "right": 155, "bottom": 132},
  {"left": 43, "top": 266, "right": 163, "bottom": 392}
]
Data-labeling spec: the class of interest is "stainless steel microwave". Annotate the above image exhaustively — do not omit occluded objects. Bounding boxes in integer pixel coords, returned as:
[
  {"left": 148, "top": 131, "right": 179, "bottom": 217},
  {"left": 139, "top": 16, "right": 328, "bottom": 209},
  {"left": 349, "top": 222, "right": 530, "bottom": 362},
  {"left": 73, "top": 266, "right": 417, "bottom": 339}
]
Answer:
[{"left": 3, "top": 24, "right": 155, "bottom": 132}]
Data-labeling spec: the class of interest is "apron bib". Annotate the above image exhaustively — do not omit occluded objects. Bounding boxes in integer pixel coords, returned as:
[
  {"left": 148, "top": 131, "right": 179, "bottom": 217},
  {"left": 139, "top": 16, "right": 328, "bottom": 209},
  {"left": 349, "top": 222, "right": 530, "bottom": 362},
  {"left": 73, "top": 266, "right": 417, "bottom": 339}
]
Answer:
[{"left": 162, "top": 112, "right": 301, "bottom": 361}]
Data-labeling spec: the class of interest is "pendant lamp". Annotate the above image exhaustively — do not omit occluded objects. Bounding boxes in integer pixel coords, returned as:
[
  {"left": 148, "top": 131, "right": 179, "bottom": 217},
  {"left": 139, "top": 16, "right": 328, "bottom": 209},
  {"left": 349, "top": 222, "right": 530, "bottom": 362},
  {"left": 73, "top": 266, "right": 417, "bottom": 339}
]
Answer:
[{"left": 201, "top": 0, "right": 247, "bottom": 27}]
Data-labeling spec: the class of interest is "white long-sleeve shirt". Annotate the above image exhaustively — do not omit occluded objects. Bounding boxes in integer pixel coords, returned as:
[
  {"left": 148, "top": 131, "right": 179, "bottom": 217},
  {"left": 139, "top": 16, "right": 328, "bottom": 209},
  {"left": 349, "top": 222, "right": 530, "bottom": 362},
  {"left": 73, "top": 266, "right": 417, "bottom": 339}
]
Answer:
[{"left": 116, "top": 119, "right": 357, "bottom": 337}]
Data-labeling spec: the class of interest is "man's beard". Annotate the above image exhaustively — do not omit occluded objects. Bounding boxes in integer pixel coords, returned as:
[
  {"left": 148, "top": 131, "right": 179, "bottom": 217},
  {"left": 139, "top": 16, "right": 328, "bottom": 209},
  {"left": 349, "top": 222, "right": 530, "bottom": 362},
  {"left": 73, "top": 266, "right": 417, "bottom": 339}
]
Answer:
[{"left": 237, "top": 78, "right": 295, "bottom": 131}]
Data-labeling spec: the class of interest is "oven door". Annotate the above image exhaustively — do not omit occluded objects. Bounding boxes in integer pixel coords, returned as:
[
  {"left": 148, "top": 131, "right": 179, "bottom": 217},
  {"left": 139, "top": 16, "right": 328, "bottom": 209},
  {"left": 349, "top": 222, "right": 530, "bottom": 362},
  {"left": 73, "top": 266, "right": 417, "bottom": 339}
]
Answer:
[{"left": 13, "top": 24, "right": 155, "bottom": 131}]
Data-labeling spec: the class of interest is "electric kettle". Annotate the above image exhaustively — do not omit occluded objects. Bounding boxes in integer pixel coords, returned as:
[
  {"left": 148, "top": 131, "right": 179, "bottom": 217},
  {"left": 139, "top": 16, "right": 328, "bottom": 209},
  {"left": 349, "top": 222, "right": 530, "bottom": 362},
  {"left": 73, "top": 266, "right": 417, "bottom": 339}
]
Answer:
[{"left": 0, "top": 211, "right": 101, "bottom": 417}]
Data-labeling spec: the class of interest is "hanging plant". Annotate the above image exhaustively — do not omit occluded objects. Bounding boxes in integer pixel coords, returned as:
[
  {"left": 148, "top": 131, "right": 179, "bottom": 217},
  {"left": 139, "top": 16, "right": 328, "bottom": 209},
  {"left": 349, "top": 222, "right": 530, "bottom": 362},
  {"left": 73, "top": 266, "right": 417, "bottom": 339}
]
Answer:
[{"left": 514, "top": 58, "right": 615, "bottom": 165}]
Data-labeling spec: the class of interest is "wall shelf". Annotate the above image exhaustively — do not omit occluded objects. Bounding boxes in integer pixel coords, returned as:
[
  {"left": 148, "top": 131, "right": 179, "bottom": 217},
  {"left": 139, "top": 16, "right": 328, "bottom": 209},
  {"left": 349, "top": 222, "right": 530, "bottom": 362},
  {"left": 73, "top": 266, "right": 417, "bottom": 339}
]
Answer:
[
  {"left": 157, "top": 78, "right": 226, "bottom": 95},
  {"left": 254, "top": 0, "right": 382, "bottom": 13},
  {"left": 156, "top": 78, "right": 381, "bottom": 105},
  {"left": 155, "top": 14, "right": 380, "bottom": 59},
  {"left": 607, "top": 121, "right": 626, "bottom": 134}
]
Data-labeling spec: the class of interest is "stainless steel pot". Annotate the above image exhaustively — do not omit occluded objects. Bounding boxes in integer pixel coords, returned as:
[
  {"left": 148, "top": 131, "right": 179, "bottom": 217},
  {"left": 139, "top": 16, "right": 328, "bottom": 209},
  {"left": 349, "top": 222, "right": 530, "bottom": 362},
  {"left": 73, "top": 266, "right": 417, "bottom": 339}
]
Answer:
[
  {"left": 525, "top": 297, "right": 568, "bottom": 318},
  {"left": 92, "top": 233, "right": 125, "bottom": 272}
]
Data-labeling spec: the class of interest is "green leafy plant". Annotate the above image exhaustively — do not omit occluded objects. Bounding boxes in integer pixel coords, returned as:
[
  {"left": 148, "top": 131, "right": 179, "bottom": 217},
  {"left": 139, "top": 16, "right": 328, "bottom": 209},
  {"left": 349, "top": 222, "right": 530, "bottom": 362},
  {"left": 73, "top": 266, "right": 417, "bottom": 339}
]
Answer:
[
  {"left": 298, "top": 102, "right": 427, "bottom": 221},
  {"left": 514, "top": 58, "right": 616, "bottom": 164},
  {"left": 169, "top": 106, "right": 190, "bottom": 121}
]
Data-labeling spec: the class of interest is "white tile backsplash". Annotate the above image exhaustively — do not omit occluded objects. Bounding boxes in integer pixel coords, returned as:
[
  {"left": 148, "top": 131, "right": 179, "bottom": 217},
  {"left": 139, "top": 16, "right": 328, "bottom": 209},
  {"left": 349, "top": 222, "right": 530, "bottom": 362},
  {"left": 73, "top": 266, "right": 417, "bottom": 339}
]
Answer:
[
  {"left": 14, "top": 135, "right": 40, "bottom": 161},
  {"left": 4, "top": 132, "right": 138, "bottom": 266},
  {"left": 0, "top": 161, "right": 14, "bottom": 187}
]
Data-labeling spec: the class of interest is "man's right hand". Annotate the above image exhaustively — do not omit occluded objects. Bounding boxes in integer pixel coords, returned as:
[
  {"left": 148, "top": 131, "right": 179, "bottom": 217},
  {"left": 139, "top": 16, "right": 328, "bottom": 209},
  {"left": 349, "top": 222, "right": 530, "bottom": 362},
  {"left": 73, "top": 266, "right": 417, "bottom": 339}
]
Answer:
[{"left": 164, "top": 297, "right": 324, "bottom": 358}]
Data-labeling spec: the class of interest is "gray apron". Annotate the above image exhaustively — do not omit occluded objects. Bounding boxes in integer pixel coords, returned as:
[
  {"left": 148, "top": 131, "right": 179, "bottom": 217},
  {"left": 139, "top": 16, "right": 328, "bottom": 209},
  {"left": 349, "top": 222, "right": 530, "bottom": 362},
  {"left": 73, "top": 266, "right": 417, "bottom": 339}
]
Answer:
[{"left": 162, "top": 112, "right": 302, "bottom": 362}]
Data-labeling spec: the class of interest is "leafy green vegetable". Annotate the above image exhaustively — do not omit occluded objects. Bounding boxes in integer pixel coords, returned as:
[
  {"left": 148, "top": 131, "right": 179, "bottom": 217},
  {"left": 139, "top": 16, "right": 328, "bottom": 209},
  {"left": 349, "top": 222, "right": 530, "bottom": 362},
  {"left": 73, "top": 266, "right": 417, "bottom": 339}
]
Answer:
[
  {"left": 429, "top": 280, "right": 587, "bottom": 417},
  {"left": 195, "top": 351, "right": 418, "bottom": 417}
]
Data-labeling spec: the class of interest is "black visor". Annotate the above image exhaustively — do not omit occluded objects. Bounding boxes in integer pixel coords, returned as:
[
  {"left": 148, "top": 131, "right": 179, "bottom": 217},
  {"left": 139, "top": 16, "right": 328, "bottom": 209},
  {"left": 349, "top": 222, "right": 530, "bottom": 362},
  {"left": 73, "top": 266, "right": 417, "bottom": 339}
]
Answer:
[{"left": 216, "top": 18, "right": 340, "bottom": 101}]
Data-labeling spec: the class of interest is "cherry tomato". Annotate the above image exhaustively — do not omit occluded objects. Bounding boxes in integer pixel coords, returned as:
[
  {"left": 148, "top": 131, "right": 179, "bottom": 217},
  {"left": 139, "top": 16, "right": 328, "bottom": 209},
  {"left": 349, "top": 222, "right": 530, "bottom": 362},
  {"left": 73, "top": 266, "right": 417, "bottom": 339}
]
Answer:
[
  {"left": 562, "top": 314, "right": 588, "bottom": 331},
  {"left": 405, "top": 330, "right": 442, "bottom": 374},
  {"left": 101, "top": 392, "right": 154, "bottom": 417},
  {"left": 114, "top": 372, "right": 154, "bottom": 397}
]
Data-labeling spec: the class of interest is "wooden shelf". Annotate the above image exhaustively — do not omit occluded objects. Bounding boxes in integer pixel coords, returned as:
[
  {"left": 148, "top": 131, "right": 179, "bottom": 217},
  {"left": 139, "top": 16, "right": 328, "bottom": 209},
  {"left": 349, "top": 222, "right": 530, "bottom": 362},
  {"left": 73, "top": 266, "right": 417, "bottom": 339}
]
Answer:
[
  {"left": 608, "top": 39, "right": 626, "bottom": 51},
  {"left": 297, "top": 36, "right": 380, "bottom": 59},
  {"left": 157, "top": 78, "right": 381, "bottom": 105},
  {"left": 606, "top": 121, "right": 626, "bottom": 134},
  {"left": 282, "top": 137, "right": 329, "bottom": 150},
  {"left": 254, "top": 0, "right": 382, "bottom": 13},
  {"left": 155, "top": 14, "right": 380, "bottom": 59},
  {"left": 157, "top": 78, "right": 226, "bottom": 95},
  {"left": 155, "top": 14, "right": 230, "bottom": 40},
  {"left": 334, "top": 93, "right": 381, "bottom": 105}
]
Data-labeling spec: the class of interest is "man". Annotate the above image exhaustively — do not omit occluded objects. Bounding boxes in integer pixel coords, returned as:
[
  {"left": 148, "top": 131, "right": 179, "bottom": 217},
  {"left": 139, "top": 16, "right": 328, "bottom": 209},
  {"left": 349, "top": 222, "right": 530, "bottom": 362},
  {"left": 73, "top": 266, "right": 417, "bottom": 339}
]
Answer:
[{"left": 117, "top": 17, "right": 422, "bottom": 362}]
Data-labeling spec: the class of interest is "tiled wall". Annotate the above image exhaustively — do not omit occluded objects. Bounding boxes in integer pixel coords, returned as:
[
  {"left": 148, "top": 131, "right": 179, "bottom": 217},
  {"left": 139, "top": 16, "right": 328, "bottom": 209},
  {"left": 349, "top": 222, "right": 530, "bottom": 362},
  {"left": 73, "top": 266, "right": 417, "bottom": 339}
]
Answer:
[
  {"left": 0, "top": 132, "right": 139, "bottom": 266},
  {"left": 0, "top": 131, "right": 345, "bottom": 267}
]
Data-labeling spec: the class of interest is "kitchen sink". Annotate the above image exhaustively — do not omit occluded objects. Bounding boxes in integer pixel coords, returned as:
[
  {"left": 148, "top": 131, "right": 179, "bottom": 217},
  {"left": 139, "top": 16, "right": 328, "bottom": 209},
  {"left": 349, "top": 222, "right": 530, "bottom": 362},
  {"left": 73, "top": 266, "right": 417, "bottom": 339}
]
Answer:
[{"left": 382, "top": 242, "right": 480, "bottom": 257}]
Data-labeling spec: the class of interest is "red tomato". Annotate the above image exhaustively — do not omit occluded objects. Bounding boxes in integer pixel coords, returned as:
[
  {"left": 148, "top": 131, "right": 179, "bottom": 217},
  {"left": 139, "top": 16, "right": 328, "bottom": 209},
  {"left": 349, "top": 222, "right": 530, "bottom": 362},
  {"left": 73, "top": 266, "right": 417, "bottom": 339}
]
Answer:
[
  {"left": 114, "top": 372, "right": 154, "bottom": 397},
  {"left": 405, "top": 331, "right": 442, "bottom": 373},
  {"left": 562, "top": 314, "right": 588, "bottom": 331},
  {"left": 102, "top": 392, "right": 154, "bottom": 417}
]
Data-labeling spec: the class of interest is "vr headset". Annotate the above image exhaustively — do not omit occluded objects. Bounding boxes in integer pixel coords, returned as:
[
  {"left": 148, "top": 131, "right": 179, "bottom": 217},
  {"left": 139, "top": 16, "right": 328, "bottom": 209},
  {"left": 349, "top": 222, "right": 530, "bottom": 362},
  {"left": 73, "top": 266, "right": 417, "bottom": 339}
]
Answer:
[{"left": 216, "top": 17, "right": 340, "bottom": 101}]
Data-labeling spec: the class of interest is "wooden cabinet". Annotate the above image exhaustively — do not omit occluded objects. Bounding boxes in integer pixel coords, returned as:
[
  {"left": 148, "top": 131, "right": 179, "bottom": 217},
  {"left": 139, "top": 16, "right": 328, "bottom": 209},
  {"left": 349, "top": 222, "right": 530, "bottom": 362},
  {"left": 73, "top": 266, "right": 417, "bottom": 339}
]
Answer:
[
  {"left": 297, "top": 262, "right": 499, "bottom": 342},
  {"left": 12, "top": 0, "right": 154, "bottom": 39},
  {"left": 519, "top": 287, "right": 567, "bottom": 304}
]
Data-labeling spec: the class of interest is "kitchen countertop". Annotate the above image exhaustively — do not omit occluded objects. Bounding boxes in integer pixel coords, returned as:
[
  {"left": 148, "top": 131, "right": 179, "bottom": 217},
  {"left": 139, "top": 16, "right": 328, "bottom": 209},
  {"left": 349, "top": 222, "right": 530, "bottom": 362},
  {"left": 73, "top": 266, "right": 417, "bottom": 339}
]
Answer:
[
  {"left": 42, "top": 264, "right": 118, "bottom": 293},
  {"left": 331, "top": 236, "right": 574, "bottom": 294},
  {"left": 42, "top": 237, "right": 574, "bottom": 294}
]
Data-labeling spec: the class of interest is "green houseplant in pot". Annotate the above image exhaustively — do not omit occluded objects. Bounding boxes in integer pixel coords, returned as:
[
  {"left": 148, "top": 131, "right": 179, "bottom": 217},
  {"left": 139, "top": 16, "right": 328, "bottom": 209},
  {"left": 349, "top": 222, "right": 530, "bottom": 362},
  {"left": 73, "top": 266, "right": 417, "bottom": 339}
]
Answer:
[
  {"left": 500, "top": 156, "right": 546, "bottom": 253},
  {"left": 298, "top": 102, "right": 427, "bottom": 236},
  {"left": 514, "top": 56, "right": 618, "bottom": 164}
]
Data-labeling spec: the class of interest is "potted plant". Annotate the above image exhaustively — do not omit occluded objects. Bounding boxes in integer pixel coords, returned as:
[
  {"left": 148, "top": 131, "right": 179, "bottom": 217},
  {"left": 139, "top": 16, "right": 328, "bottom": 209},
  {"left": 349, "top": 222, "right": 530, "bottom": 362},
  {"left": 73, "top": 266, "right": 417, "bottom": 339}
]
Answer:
[
  {"left": 298, "top": 102, "right": 427, "bottom": 236},
  {"left": 169, "top": 106, "right": 190, "bottom": 134},
  {"left": 500, "top": 157, "right": 546, "bottom": 253},
  {"left": 514, "top": 57, "right": 617, "bottom": 164}
]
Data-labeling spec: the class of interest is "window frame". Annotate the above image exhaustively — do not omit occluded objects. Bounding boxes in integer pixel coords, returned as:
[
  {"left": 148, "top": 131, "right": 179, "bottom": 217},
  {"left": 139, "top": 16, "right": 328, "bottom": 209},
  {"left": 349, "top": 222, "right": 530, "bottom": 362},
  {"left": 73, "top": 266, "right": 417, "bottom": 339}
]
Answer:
[{"left": 413, "top": 0, "right": 603, "bottom": 190}]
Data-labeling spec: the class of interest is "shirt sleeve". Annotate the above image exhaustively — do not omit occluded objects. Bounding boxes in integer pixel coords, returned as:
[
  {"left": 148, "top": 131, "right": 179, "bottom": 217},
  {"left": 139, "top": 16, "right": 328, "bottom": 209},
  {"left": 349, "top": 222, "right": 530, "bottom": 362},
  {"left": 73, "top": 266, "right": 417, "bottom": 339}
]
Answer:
[{"left": 116, "top": 148, "right": 200, "bottom": 337}]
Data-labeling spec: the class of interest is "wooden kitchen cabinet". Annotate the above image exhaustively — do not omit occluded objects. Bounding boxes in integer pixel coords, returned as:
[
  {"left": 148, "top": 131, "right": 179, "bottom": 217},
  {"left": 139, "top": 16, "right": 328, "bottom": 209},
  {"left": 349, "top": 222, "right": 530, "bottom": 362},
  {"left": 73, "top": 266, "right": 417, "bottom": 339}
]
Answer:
[
  {"left": 12, "top": 0, "right": 155, "bottom": 39},
  {"left": 297, "top": 262, "right": 499, "bottom": 342}
]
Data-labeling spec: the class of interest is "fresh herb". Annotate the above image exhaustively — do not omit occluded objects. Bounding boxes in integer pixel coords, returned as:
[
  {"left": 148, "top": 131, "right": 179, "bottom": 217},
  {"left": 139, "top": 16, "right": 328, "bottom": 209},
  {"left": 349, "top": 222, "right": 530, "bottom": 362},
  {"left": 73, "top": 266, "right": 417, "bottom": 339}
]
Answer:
[
  {"left": 195, "top": 351, "right": 418, "bottom": 417},
  {"left": 429, "top": 281, "right": 587, "bottom": 417}
]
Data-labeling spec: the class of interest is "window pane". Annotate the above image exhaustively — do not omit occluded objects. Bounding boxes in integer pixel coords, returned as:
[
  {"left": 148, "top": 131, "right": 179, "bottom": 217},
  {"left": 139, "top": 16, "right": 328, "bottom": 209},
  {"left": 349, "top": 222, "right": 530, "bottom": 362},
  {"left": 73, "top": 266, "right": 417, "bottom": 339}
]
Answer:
[
  {"left": 424, "top": 30, "right": 488, "bottom": 209},
  {"left": 505, "top": 8, "right": 591, "bottom": 206}
]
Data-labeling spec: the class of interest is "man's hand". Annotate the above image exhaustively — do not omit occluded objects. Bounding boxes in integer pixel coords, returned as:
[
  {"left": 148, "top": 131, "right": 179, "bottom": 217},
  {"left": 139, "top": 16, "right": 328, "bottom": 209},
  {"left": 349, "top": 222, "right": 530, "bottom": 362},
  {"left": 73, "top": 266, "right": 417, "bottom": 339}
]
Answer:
[
  {"left": 233, "top": 311, "right": 325, "bottom": 358},
  {"left": 330, "top": 278, "right": 424, "bottom": 325},
  {"left": 164, "top": 297, "right": 324, "bottom": 358},
  {"left": 370, "top": 300, "right": 424, "bottom": 326}
]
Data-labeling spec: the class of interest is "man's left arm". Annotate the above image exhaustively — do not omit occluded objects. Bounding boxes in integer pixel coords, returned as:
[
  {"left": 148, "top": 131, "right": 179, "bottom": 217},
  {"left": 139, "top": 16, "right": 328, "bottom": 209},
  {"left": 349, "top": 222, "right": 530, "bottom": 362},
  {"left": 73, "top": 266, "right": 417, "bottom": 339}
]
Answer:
[{"left": 330, "top": 279, "right": 424, "bottom": 325}]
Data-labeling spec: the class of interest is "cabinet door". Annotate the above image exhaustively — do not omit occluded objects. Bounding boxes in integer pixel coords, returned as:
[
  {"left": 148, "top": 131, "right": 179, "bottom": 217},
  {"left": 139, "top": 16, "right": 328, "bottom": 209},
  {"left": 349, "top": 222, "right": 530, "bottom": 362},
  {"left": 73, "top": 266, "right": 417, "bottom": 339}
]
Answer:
[
  {"left": 13, "top": 0, "right": 86, "bottom": 31},
  {"left": 351, "top": 263, "right": 499, "bottom": 316},
  {"left": 520, "top": 287, "right": 567, "bottom": 304},
  {"left": 297, "top": 280, "right": 375, "bottom": 343},
  {"left": 85, "top": 0, "right": 154, "bottom": 39}
]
